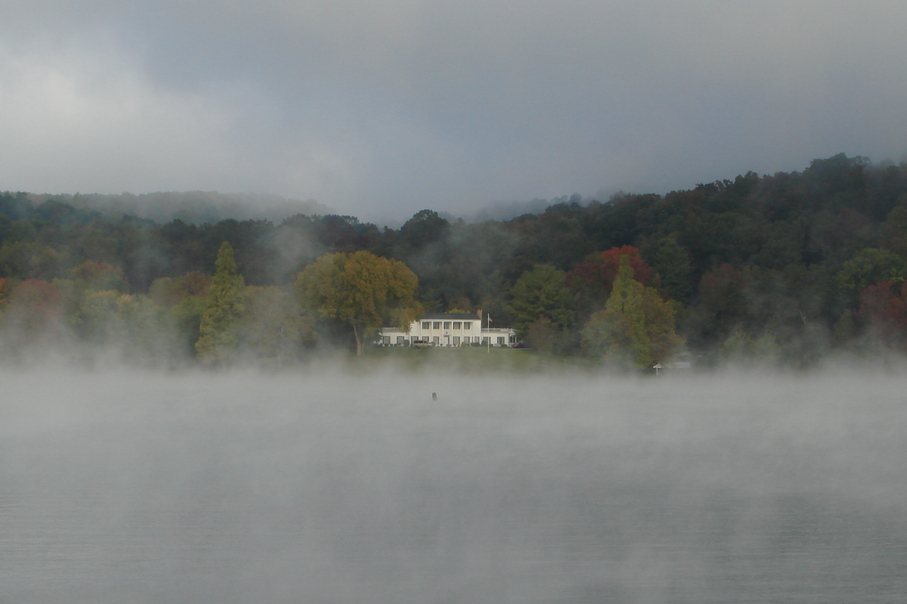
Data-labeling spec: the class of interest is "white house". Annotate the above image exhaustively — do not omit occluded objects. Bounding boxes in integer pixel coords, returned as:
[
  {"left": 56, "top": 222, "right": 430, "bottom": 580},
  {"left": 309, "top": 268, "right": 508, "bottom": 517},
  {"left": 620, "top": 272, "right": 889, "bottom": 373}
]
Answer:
[{"left": 377, "top": 312, "right": 517, "bottom": 347}]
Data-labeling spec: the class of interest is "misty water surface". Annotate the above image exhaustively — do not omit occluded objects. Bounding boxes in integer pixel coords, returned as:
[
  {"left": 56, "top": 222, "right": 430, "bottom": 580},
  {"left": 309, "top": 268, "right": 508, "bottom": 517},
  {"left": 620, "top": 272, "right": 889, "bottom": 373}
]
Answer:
[{"left": 2, "top": 367, "right": 906, "bottom": 603}]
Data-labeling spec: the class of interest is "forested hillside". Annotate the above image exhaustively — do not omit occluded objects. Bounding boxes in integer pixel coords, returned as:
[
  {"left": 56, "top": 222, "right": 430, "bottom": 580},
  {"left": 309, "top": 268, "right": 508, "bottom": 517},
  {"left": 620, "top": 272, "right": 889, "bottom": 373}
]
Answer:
[{"left": 3, "top": 153, "right": 907, "bottom": 368}]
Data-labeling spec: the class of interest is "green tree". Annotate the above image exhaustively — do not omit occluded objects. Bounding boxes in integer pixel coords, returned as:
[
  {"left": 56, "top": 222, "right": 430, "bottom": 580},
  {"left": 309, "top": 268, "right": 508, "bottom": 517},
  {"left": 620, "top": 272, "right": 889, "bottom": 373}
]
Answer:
[
  {"left": 507, "top": 264, "right": 573, "bottom": 336},
  {"left": 296, "top": 251, "right": 421, "bottom": 355},
  {"left": 71, "top": 260, "right": 128, "bottom": 293},
  {"left": 195, "top": 242, "right": 246, "bottom": 364},
  {"left": 652, "top": 235, "right": 693, "bottom": 302},
  {"left": 148, "top": 271, "right": 212, "bottom": 307},
  {"left": 837, "top": 248, "right": 907, "bottom": 294},
  {"left": 237, "top": 286, "right": 317, "bottom": 364},
  {"left": 688, "top": 263, "right": 747, "bottom": 346},
  {"left": 398, "top": 209, "right": 450, "bottom": 250},
  {"left": 0, "top": 241, "right": 60, "bottom": 281},
  {"left": 70, "top": 290, "right": 133, "bottom": 343},
  {"left": 581, "top": 309, "right": 635, "bottom": 367},
  {"left": 148, "top": 271, "right": 213, "bottom": 356}
]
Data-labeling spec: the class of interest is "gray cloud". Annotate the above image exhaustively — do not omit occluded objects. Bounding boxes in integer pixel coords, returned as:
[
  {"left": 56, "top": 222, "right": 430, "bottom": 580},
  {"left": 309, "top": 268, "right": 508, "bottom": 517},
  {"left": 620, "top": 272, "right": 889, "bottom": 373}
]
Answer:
[{"left": 2, "top": 1, "right": 906, "bottom": 223}]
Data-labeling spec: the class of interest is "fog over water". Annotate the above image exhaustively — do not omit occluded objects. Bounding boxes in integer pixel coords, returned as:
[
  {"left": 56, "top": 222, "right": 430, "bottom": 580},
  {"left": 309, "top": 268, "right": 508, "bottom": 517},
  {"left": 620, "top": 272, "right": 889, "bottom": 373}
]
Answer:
[{"left": 3, "top": 367, "right": 907, "bottom": 602}]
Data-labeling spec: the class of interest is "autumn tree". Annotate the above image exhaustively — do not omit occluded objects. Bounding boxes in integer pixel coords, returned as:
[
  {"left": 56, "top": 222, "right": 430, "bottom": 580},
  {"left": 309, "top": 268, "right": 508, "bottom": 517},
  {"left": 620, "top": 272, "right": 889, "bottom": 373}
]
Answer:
[
  {"left": 3, "top": 279, "right": 63, "bottom": 333},
  {"left": 570, "top": 245, "right": 653, "bottom": 298},
  {"left": 857, "top": 281, "right": 907, "bottom": 348},
  {"left": 195, "top": 242, "right": 246, "bottom": 364},
  {"left": 296, "top": 251, "right": 421, "bottom": 355},
  {"left": 582, "top": 257, "right": 682, "bottom": 369},
  {"left": 0, "top": 279, "right": 67, "bottom": 357},
  {"left": 569, "top": 245, "right": 655, "bottom": 317}
]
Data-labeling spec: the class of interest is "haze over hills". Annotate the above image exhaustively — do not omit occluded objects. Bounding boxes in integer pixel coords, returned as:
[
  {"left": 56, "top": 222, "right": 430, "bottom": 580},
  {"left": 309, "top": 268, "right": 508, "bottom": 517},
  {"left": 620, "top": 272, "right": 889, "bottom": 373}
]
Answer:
[
  {"left": 20, "top": 190, "right": 576, "bottom": 227},
  {"left": 28, "top": 191, "right": 336, "bottom": 226},
  {"left": 4, "top": 2, "right": 907, "bottom": 221},
  {"left": 3, "top": 152, "right": 907, "bottom": 368}
]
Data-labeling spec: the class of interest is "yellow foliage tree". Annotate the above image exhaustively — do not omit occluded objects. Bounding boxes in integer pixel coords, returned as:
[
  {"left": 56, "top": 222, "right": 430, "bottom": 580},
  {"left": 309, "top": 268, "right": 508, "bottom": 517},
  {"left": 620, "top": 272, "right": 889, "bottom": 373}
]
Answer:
[{"left": 296, "top": 251, "right": 422, "bottom": 355}]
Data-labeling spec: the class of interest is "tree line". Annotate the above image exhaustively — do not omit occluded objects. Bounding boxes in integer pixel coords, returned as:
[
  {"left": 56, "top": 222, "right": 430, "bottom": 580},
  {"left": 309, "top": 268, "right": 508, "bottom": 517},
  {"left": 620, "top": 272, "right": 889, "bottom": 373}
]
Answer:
[{"left": 3, "top": 153, "right": 907, "bottom": 368}]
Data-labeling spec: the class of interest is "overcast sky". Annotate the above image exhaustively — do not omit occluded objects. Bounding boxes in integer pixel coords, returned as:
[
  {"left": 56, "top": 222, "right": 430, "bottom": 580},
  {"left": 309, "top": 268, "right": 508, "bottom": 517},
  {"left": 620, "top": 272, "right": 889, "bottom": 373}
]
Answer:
[{"left": 2, "top": 1, "right": 906, "bottom": 222}]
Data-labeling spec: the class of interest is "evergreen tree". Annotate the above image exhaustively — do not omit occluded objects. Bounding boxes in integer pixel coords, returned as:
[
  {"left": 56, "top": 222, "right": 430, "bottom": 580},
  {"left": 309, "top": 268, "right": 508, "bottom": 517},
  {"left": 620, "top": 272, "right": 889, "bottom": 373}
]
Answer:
[
  {"left": 507, "top": 264, "right": 574, "bottom": 336},
  {"left": 195, "top": 242, "right": 245, "bottom": 364}
]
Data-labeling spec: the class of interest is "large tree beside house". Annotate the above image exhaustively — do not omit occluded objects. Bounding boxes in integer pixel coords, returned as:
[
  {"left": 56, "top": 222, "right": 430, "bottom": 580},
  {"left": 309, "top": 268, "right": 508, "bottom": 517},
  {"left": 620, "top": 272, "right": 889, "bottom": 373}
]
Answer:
[{"left": 296, "top": 251, "right": 422, "bottom": 355}]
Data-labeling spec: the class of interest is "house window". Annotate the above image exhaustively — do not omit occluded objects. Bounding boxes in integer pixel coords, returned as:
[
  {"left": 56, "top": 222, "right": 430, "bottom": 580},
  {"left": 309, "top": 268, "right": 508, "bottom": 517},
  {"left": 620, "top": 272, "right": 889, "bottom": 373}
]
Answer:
[
  {"left": 497, "top": 337, "right": 504, "bottom": 346},
  {"left": 443, "top": 322, "right": 451, "bottom": 329},
  {"left": 453, "top": 322, "right": 461, "bottom": 329},
  {"left": 412, "top": 336, "right": 420, "bottom": 343},
  {"left": 396, "top": 336, "right": 405, "bottom": 345},
  {"left": 422, "top": 321, "right": 430, "bottom": 329},
  {"left": 453, "top": 336, "right": 460, "bottom": 346},
  {"left": 482, "top": 337, "right": 489, "bottom": 345},
  {"left": 433, "top": 322, "right": 441, "bottom": 329},
  {"left": 432, "top": 336, "right": 439, "bottom": 345},
  {"left": 463, "top": 322, "right": 471, "bottom": 330}
]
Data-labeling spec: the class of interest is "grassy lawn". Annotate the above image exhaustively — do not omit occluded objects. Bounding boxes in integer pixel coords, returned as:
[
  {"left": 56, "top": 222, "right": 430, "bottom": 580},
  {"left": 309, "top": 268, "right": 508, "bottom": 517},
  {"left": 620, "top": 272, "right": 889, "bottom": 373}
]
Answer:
[{"left": 359, "top": 345, "right": 602, "bottom": 373}]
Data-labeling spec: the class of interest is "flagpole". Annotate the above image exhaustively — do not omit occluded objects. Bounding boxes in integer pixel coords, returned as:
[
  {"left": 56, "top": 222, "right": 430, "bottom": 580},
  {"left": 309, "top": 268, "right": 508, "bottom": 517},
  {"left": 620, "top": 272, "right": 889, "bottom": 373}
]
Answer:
[{"left": 486, "top": 312, "right": 490, "bottom": 353}]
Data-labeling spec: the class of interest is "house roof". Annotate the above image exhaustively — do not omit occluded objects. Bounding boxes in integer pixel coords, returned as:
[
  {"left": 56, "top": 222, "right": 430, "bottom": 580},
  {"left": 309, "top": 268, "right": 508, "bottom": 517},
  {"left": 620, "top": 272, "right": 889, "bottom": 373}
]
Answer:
[{"left": 421, "top": 313, "right": 480, "bottom": 320}]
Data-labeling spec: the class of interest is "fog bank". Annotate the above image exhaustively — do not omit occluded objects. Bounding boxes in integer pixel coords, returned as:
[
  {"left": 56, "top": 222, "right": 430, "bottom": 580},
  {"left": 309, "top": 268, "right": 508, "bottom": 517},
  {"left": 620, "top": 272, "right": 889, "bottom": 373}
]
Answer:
[{"left": 3, "top": 368, "right": 906, "bottom": 602}]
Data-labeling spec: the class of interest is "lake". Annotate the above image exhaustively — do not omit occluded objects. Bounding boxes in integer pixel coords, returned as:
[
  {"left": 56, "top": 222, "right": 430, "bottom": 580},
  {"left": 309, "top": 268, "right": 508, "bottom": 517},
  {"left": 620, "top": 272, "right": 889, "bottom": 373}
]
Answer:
[{"left": 2, "top": 367, "right": 906, "bottom": 603}]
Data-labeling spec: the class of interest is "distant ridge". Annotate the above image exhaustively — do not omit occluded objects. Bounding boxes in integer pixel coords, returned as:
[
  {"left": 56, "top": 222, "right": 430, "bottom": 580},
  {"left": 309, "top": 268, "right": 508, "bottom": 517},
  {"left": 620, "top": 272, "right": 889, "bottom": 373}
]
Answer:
[
  {"left": 31, "top": 191, "right": 335, "bottom": 225},
  {"left": 448, "top": 194, "right": 596, "bottom": 224}
]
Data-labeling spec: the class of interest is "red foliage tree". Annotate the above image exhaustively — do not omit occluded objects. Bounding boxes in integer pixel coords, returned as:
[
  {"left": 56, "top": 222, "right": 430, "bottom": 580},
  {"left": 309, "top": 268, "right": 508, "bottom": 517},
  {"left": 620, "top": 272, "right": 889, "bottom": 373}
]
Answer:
[
  {"left": 569, "top": 245, "right": 653, "bottom": 299},
  {"left": 858, "top": 281, "right": 907, "bottom": 345},
  {"left": 6, "top": 279, "right": 64, "bottom": 331}
]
